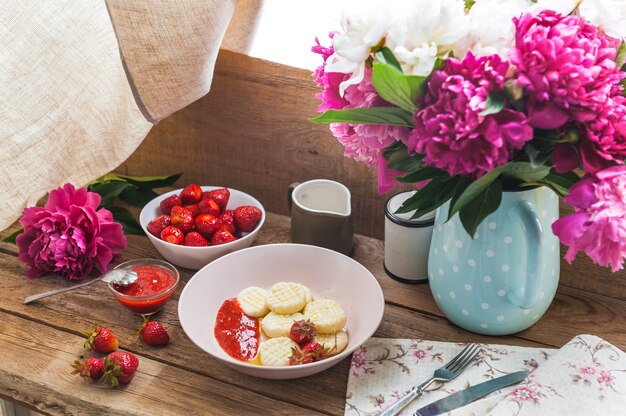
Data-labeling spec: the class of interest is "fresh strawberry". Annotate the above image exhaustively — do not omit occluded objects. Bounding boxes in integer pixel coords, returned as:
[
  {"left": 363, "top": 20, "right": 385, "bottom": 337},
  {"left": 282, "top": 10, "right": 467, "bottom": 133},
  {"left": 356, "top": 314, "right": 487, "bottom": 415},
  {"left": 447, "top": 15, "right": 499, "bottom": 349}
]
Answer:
[
  {"left": 184, "top": 231, "right": 208, "bottom": 247},
  {"left": 204, "top": 188, "right": 230, "bottom": 212},
  {"left": 137, "top": 315, "right": 170, "bottom": 346},
  {"left": 301, "top": 341, "right": 327, "bottom": 361},
  {"left": 289, "top": 319, "right": 317, "bottom": 345},
  {"left": 195, "top": 213, "right": 221, "bottom": 238},
  {"left": 161, "top": 225, "right": 184, "bottom": 245},
  {"left": 218, "top": 211, "right": 236, "bottom": 234},
  {"left": 170, "top": 205, "right": 194, "bottom": 233},
  {"left": 102, "top": 351, "right": 139, "bottom": 387},
  {"left": 71, "top": 357, "right": 104, "bottom": 380},
  {"left": 183, "top": 203, "right": 199, "bottom": 217},
  {"left": 180, "top": 184, "right": 202, "bottom": 204},
  {"left": 159, "top": 194, "right": 182, "bottom": 215},
  {"left": 233, "top": 206, "right": 262, "bottom": 233},
  {"left": 288, "top": 345, "right": 313, "bottom": 365},
  {"left": 210, "top": 229, "right": 237, "bottom": 245},
  {"left": 147, "top": 214, "right": 171, "bottom": 237},
  {"left": 83, "top": 324, "right": 119, "bottom": 353},
  {"left": 198, "top": 198, "right": 221, "bottom": 216}
]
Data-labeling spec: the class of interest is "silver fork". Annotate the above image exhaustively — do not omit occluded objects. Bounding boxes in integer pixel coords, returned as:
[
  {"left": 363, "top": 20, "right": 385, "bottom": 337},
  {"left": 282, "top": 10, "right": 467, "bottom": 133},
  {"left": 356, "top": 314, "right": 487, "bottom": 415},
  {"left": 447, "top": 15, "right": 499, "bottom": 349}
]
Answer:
[{"left": 378, "top": 343, "right": 482, "bottom": 416}]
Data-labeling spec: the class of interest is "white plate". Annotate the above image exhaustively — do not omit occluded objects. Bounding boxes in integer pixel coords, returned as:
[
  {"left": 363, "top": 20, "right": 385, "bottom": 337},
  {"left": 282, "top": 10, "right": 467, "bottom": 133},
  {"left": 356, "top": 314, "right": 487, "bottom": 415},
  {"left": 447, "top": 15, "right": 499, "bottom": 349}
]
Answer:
[{"left": 178, "top": 243, "right": 385, "bottom": 379}]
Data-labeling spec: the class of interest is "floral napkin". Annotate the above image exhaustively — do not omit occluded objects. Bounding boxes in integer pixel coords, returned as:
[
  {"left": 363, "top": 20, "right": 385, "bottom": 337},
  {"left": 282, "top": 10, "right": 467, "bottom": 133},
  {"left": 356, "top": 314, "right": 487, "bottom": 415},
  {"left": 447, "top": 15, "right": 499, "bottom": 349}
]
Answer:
[{"left": 345, "top": 335, "right": 626, "bottom": 416}]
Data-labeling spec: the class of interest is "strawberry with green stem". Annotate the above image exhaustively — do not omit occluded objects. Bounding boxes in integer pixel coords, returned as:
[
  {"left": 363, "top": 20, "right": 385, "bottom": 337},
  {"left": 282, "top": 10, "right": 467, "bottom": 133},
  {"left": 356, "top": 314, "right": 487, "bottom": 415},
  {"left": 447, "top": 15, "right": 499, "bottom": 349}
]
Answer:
[
  {"left": 102, "top": 351, "right": 139, "bottom": 387},
  {"left": 71, "top": 357, "right": 104, "bottom": 381},
  {"left": 83, "top": 323, "right": 118, "bottom": 353},
  {"left": 136, "top": 315, "right": 170, "bottom": 346},
  {"left": 289, "top": 319, "right": 317, "bottom": 345}
]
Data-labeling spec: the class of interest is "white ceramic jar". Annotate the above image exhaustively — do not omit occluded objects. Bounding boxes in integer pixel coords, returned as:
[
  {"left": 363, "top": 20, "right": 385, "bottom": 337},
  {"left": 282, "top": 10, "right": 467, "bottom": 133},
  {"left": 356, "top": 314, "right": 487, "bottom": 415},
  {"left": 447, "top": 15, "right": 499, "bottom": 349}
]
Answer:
[{"left": 384, "top": 191, "right": 435, "bottom": 284}]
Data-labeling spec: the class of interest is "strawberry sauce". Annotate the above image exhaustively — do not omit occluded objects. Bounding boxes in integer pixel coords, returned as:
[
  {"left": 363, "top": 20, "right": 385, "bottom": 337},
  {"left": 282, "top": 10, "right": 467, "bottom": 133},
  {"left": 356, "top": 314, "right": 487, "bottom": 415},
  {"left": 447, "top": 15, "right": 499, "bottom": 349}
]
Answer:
[
  {"left": 112, "top": 265, "right": 177, "bottom": 314},
  {"left": 214, "top": 298, "right": 260, "bottom": 361}
]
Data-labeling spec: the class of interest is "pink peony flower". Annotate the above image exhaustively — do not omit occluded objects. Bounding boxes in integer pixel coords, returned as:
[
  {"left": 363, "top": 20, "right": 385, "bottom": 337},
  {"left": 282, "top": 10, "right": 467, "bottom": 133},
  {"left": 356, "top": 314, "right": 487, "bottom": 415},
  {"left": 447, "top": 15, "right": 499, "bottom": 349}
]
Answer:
[
  {"left": 16, "top": 183, "right": 127, "bottom": 280},
  {"left": 408, "top": 52, "right": 533, "bottom": 178},
  {"left": 509, "top": 10, "right": 624, "bottom": 129},
  {"left": 552, "top": 166, "right": 626, "bottom": 272},
  {"left": 313, "top": 38, "right": 410, "bottom": 193},
  {"left": 581, "top": 89, "right": 626, "bottom": 173},
  {"left": 312, "top": 35, "right": 349, "bottom": 112}
]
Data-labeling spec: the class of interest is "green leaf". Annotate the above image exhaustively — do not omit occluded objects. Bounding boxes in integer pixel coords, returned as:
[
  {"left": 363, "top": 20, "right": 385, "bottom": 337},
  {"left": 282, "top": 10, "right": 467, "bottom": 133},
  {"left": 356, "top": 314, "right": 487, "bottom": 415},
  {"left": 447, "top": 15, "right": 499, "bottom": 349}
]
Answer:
[
  {"left": 384, "top": 141, "right": 405, "bottom": 154},
  {"left": 448, "top": 164, "right": 507, "bottom": 221},
  {"left": 396, "top": 166, "right": 445, "bottom": 183},
  {"left": 448, "top": 176, "right": 472, "bottom": 215},
  {"left": 539, "top": 170, "right": 580, "bottom": 197},
  {"left": 106, "top": 206, "right": 144, "bottom": 235},
  {"left": 387, "top": 152, "right": 425, "bottom": 172},
  {"left": 480, "top": 91, "right": 505, "bottom": 116},
  {"left": 434, "top": 56, "right": 447, "bottom": 71},
  {"left": 119, "top": 187, "right": 160, "bottom": 208},
  {"left": 458, "top": 179, "right": 503, "bottom": 237},
  {"left": 116, "top": 173, "right": 182, "bottom": 189},
  {"left": 3, "top": 228, "right": 23, "bottom": 244},
  {"left": 310, "top": 107, "right": 415, "bottom": 127},
  {"left": 372, "top": 61, "right": 427, "bottom": 113},
  {"left": 374, "top": 47, "right": 402, "bottom": 72},
  {"left": 395, "top": 177, "right": 459, "bottom": 219},
  {"left": 89, "top": 181, "right": 135, "bottom": 208},
  {"left": 504, "top": 162, "right": 551, "bottom": 182},
  {"left": 524, "top": 143, "right": 552, "bottom": 168},
  {"left": 617, "top": 41, "right": 626, "bottom": 69}
]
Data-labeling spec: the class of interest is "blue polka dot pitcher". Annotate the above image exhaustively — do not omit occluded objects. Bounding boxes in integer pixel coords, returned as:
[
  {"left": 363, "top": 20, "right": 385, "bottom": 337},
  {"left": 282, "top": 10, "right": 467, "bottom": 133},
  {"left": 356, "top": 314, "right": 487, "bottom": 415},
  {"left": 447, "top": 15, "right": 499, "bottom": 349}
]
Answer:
[{"left": 428, "top": 186, "right": 560, "bottom": 335}]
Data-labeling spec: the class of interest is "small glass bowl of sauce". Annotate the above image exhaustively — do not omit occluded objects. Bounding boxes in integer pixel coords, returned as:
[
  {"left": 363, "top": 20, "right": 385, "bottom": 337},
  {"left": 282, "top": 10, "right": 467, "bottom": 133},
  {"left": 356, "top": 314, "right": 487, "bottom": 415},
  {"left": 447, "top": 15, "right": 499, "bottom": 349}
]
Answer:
[{"left": 108, "top": 259, "right": 179, "bottom": 315}]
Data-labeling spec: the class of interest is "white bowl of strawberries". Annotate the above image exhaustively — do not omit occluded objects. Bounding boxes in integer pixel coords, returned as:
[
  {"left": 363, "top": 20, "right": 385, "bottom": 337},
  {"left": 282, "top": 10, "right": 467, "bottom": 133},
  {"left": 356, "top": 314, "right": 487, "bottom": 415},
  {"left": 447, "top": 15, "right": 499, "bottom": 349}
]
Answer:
[{"left": 140, "top": 184, "right": 265, "bottom": 270}]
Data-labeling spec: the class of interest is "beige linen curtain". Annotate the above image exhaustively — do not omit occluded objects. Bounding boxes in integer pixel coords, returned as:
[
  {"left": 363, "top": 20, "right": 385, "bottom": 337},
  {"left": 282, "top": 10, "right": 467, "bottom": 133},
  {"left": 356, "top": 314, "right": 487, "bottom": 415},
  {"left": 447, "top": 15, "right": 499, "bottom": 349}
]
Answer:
[{"left": 0, "top": 0, "right": 237, "bottom": 231}]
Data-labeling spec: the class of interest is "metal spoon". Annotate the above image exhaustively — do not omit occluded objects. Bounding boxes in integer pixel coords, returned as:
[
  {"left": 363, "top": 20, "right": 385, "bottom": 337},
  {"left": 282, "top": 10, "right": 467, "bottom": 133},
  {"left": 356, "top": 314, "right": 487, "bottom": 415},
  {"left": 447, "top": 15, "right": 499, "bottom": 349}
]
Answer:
[{"left": 23, "top": 269, "right": 138, "bottom": 305}]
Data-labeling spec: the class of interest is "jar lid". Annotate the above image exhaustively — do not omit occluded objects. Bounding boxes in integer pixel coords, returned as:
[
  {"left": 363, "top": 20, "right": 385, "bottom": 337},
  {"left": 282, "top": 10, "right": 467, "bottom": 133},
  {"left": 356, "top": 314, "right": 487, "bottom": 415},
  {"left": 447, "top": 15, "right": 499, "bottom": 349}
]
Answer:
[{"left": 385, "top": 191, "right": 436, "bottom": 228}]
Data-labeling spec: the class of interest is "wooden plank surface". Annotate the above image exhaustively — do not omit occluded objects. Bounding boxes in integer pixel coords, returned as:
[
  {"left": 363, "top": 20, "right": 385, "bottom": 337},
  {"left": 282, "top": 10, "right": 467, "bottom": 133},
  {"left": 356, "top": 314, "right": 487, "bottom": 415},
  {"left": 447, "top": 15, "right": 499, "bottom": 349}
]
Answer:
[
  {"left": 1, "top": 211, "right": 625, "bottom": 415},
  {"left": 118, "top": 49, "right": 385, "bottom": 240}
]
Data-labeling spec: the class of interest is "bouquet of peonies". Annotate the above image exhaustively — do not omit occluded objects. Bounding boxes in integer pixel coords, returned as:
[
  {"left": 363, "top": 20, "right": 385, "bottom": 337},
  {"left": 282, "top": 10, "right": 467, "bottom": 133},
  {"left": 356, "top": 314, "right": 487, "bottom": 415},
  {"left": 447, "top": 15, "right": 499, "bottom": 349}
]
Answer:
[{"left": 311, "top": 0, "right": 626, "bottom": 272}]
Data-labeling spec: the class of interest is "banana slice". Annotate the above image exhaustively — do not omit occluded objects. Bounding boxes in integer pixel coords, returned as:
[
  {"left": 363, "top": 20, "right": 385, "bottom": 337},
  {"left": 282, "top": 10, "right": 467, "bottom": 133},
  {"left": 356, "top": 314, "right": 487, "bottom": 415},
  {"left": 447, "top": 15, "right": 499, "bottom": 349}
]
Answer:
[
  {"left": 265, "top": 282, "right": 307, "bottom": 314},
  {"left": 314, "top": 331, "right": 348, "bottom": 356},
  {"left": 259, "top": 337, "right": 299, "bottom": 366},
  {"left": 237, "top": 286, "right": 270, "bottom": 318},
  {"left": 261, "top": 311, "right": 305, "bottom": 338},
  {"left": 303, "top": 299, "right": 347, "bottom": 333}
]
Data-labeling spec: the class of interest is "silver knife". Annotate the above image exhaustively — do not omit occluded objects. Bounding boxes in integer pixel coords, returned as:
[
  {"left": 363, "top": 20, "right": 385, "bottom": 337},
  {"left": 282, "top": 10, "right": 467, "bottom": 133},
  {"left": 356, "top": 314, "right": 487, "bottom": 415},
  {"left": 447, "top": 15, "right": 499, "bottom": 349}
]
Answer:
[{"left": 413, "top": 370, "right": 528, "bottom": 416}]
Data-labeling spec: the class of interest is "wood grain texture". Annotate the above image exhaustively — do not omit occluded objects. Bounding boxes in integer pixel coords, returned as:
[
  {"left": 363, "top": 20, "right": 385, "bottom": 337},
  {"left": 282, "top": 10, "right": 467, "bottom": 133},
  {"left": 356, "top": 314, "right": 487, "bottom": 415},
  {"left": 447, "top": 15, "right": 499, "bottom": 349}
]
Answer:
[
  {"left": 117, "top": 49, "right": 385, "bottom": 240},
  {"left": 0, "top": 312, "right": 327, "bottom": 416},
  {"left": 1, "top": 210, "right": 625, "bottom": 415}
]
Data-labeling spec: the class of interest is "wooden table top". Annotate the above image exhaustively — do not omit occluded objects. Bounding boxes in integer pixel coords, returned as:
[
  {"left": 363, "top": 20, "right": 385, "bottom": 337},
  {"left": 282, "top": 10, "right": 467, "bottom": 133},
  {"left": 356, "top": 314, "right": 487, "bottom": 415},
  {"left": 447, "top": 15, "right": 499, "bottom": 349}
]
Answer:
[{"left": 1, "top": 212, "right": 625, "bottom": 416}]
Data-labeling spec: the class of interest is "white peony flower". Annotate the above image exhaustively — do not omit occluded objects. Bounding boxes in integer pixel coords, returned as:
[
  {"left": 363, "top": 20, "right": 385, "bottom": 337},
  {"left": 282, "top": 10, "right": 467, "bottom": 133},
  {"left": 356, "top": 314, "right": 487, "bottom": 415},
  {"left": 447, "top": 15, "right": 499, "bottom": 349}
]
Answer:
[
  {"left": 532, "top": 0, "right": 581, "bottom": 14},
  {"left": 457, "top": 0, "right": 533, "bottom": 59},
  {"left": 325, "top": 6, "right": 392, "bottom": 96},
  {"left": 386, "top": 0, "right": 469, "bottom": 76},
  {"left": 393, "top": 43, "right": 439, "bottom": 77},
  {"left": 579, "top": 0, "right": 626, "bottom": 40},
  {"left": 534, "top": 0, "right": 626, "bottom": 40}
]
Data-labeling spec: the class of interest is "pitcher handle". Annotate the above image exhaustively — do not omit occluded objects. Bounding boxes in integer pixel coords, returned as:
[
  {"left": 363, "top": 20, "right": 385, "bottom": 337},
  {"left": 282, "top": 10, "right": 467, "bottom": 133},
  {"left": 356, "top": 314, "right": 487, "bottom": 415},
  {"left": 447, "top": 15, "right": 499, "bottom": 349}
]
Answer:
[
  {"left": 507, "top": 201, "right": 543, "bottom": 309},
  {"left": 287, "top": 182, "right": 300, "bottom": 214}
]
